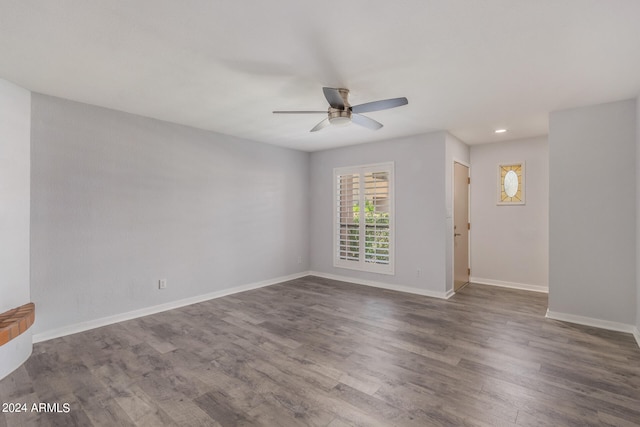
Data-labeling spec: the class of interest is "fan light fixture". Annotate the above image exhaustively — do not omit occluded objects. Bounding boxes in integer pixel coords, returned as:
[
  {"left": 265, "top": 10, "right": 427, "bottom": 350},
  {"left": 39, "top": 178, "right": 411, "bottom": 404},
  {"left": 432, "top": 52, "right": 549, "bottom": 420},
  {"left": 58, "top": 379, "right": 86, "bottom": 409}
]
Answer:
[
  {"left": 495, "top": 129, "right": 507, "bottom": 134},
  {"left": 273, "top": 87, "right": 408, "bottom": 133},
  {"left": 328, "top": 109, "right": 352, "bottom": 126},
  {"left": 329, "top": 116, "right": 351, "bottom": 126}
]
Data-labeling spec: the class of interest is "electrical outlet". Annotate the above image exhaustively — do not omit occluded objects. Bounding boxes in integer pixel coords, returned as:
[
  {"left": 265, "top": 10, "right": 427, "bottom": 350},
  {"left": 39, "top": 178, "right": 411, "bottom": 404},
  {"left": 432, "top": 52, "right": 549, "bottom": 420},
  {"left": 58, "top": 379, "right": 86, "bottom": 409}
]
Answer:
[
  {"left": 416, "top": 268, "right": 421, "bottom": 277},
  {"left": 158, "top": 279, "right": 167, "bottom": 290}
]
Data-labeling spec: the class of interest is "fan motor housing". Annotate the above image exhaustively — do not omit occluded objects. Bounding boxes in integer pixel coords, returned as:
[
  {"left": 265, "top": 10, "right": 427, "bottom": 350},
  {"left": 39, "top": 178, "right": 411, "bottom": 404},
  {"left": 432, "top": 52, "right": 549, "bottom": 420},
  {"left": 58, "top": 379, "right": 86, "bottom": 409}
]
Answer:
[{"left": 328, "top": 89, "right": 352, "bottom": 125}]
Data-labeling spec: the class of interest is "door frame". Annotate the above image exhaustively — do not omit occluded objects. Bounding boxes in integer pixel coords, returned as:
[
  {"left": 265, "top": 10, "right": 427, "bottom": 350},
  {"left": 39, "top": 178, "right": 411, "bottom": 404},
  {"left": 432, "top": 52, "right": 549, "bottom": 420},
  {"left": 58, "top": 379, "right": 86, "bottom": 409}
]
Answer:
[{"left": 451, "top": 159, "right": 471, "bottom": 293}]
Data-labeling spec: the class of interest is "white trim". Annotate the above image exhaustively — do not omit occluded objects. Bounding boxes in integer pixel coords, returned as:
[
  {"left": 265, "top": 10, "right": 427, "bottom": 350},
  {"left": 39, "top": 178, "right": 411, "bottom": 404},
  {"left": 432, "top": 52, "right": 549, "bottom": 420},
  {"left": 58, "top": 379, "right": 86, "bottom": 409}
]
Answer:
[
  {"left": 452, "top": 158, "right": 471, "bottom": 168},
  {"left": 545, "top": 309, "right": 638, "bottom": 337},
  {"left": 32, "top": 271, "right": 310, "bottom": 343},
  {"left": 634, "top": 327, "right": 640, "bottom": 348},
  {"left": 470, "top": 276, "right": 548, "bottom": 293},
  {"left": 309, "top": 271, "right": 450, "bottom": 300}
]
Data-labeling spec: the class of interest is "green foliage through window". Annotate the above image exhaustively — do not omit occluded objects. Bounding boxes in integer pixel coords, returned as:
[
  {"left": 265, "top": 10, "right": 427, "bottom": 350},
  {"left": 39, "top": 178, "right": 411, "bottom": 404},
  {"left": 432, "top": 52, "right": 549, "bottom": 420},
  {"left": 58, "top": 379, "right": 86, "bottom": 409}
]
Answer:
[{"left": 346, "top": 199, "right": 389, "bottom": 264}]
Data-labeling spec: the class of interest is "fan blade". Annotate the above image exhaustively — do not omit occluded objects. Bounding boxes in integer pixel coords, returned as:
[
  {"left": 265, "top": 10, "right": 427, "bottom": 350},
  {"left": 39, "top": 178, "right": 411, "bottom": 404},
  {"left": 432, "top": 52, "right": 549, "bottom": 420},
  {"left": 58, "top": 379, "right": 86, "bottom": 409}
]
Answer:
[
  {"left": 351, "top": 97, "right": 408, "bottom": 114},
  {"left": 310, "top": 118, "right": 330, "bottom": 132},
  {"left": 322, "top": 87, "right": 345, "bottom": 109},
  {"left": 352, "top": 114, "right": 383, "bottom": 130},
  {"left": 273, "top": 110, "right": 326, "bottom": 114}
]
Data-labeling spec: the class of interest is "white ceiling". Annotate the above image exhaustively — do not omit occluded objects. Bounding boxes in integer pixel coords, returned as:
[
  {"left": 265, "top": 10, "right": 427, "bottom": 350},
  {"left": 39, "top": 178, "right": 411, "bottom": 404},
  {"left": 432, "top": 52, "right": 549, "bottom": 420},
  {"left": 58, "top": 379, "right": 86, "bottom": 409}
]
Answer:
[{"left": 1, "top": 1, "right": 639, "bottom": 151}]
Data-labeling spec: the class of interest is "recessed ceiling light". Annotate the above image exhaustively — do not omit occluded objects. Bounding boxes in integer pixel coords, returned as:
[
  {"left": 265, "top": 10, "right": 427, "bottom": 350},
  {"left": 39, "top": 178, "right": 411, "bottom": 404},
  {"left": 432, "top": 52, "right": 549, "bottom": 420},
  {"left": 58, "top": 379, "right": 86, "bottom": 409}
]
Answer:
[{"left": 495, "top": 129, "right": 507, "bottom": 134}]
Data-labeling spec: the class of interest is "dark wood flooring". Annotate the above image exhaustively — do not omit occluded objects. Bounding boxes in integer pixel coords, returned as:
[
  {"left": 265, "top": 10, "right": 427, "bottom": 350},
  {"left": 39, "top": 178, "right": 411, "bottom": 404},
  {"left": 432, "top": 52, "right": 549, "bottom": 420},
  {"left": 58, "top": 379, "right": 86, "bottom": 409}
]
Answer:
[{"left": 1, "top": 276, "right": 639, "bottom": 426}]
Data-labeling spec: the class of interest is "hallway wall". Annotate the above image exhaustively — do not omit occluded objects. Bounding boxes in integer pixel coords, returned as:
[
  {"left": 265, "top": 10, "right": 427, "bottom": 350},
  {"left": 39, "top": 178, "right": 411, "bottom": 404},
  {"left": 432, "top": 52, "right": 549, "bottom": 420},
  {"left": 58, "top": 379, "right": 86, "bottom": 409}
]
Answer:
[{"left": 469, "top": 136, "right": 549, "bottom": 291}]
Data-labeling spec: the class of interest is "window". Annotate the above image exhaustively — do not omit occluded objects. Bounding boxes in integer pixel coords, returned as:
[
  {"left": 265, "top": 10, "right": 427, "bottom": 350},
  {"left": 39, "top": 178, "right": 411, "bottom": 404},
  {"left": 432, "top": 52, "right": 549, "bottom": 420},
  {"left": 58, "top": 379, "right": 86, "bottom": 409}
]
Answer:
[
  {"left": 497, "top": 162, "right": 525, "bottom": 205},
  {"left": 334, "top": 162, "right": 394, "bottom": 274}
]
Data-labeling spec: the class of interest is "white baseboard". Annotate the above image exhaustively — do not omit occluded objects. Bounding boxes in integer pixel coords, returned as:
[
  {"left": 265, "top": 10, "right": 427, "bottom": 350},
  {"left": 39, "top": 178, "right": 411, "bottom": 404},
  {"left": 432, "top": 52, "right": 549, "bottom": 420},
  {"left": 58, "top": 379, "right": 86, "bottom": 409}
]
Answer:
[
  {"left": 308, "top": 271, "right": 451, "bottom": 300},
  {"left": 545, "top": 309, "right": 639, "bottom": 346},
  {"left": 470, "top": 277, "right": 548, "bottom": 293},
  {"left": 32, "top": 271, "right": 310, "bottom": 343}
]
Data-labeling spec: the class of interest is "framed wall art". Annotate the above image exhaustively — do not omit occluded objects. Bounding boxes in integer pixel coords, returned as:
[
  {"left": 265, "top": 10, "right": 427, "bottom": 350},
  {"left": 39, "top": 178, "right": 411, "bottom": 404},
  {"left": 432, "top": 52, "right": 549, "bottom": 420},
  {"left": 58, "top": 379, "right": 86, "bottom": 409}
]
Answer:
[{"left": 497, "top": 162, "right": 525, "bottom": 205}]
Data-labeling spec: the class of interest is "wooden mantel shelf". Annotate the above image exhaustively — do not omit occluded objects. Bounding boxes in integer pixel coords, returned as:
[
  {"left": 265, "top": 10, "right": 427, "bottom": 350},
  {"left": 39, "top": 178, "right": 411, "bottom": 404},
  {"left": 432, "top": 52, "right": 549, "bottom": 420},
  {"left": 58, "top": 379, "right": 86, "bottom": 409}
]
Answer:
[{"left": 0, "top": 303, "right": 35, "bottom": 346}]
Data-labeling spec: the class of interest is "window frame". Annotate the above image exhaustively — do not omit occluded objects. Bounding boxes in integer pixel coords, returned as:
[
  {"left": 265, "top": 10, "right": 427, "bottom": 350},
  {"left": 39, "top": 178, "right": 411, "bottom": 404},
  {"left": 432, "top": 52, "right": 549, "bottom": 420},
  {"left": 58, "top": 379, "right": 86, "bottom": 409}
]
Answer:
[{"left": 333, "top": 162, "right": 395, "bottom": 275}]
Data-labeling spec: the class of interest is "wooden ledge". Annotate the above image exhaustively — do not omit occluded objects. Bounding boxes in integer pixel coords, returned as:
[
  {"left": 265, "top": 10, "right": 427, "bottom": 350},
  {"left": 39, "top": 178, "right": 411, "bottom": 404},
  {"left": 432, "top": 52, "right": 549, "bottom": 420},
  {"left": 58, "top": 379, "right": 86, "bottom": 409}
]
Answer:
[{"left": 0, "top": 303, "right": 35, "bottom": 346}]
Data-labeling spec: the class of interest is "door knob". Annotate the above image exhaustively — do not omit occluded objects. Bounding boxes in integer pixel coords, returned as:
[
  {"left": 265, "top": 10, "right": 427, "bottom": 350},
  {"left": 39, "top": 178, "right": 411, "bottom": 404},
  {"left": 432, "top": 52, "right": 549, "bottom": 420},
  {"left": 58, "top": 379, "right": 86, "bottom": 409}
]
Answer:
[{"left": 454, "top": 233, "right": 461, "bottom": 237}]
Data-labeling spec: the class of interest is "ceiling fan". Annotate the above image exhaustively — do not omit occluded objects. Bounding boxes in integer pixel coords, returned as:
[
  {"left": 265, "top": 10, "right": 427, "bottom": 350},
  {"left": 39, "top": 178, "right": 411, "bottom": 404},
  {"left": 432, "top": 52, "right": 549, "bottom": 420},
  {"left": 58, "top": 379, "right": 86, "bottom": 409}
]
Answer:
[{"left": 273, "top": 87, "right": 408, "bottom": 132}]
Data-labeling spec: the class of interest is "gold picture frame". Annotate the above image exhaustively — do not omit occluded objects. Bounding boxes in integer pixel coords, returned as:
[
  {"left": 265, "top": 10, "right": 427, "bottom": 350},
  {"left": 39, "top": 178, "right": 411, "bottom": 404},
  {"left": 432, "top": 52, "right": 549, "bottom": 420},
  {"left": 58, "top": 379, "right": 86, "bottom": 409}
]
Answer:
[{"left": 497, "top": 162, "right": 525, "bottom": 205}]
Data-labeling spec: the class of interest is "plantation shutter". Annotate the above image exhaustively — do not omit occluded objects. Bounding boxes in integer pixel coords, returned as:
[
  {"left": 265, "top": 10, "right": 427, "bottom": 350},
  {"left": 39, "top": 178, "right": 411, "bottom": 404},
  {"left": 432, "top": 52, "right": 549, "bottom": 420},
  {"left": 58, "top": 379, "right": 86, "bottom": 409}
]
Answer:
[
  {"left": 364, "top": 171, "right": 390, "bottom": 265},
  {"left": 337, "top": 174, "right": 360, "bottom": 262},
  {"left": 334, "top": 163, "right": 394, "bottom": 274}
]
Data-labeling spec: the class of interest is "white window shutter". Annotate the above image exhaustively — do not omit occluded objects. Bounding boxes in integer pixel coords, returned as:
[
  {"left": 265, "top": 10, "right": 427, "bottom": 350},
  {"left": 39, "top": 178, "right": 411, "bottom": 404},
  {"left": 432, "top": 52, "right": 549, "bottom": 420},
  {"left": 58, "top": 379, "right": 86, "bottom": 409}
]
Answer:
[{"left": 334, "top": 163, "right": 394, "bottom": 275}]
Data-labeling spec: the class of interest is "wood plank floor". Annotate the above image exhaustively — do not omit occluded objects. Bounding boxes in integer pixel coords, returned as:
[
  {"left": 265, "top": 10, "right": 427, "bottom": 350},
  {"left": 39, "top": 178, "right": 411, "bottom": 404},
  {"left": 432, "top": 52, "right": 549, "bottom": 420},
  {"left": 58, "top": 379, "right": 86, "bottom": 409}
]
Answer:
[{"left": 1, "top": 276, "right": 639, "bottom": 426}]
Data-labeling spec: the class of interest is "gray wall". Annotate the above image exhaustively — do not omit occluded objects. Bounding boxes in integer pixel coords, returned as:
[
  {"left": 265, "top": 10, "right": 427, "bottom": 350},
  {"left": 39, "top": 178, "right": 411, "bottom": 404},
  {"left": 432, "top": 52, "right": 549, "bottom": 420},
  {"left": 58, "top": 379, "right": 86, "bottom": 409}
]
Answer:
[
  {"left": 637, "top": 94, "right": 640, "bottom": 335},
  {"left": 30, "top": 94, "right": 310, "bottom": 335},
  {"left": 0, "top": 78, "right": 32, "bottom": 380},
  {"left": 549, "top": 99, "right": 636, "bottom": 325},
  {"left": 470, "top": 137, "right": 549, "bottom": 291},
  {"left": 309, "top": 132, "right": 449, "bottom": 295}
]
